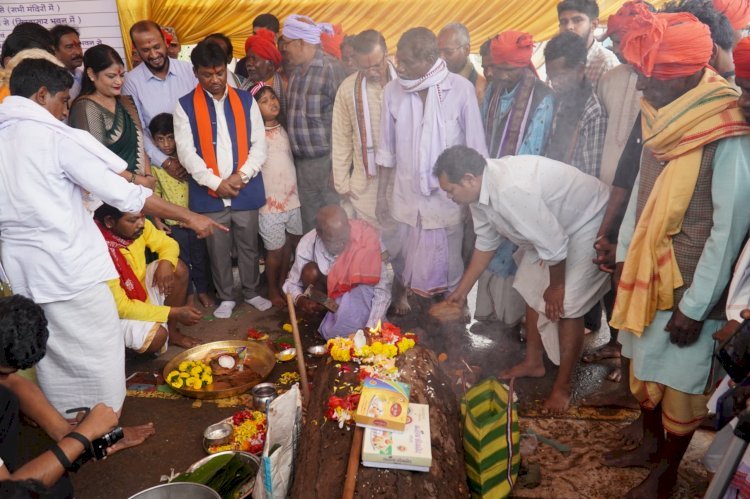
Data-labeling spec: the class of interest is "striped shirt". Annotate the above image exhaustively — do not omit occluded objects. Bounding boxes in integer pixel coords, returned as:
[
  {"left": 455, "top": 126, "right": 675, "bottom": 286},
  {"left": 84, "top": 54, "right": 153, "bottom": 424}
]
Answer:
[{"left": 286, "top": 49, "right": 347, "bottom": 159}]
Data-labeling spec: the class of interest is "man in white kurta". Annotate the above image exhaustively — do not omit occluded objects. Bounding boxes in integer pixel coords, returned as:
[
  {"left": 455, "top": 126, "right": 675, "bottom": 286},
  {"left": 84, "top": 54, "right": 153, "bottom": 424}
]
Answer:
[
  {"left": 436, "top": 146, "right": 610, "bottom": 413},
  {"left": 0, "top": 59, "right": 219, "bottom": 425}
]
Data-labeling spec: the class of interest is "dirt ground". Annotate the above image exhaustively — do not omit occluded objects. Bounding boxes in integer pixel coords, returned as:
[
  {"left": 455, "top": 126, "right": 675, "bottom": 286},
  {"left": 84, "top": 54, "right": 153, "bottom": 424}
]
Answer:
[{"left": 17, "top": 288, "right": 719, "bottom": 498}]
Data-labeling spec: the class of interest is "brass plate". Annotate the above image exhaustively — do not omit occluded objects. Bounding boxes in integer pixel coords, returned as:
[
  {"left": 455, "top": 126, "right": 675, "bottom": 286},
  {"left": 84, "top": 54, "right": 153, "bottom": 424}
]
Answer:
[{"left": 163, "top": 340, "right": 275, "bottom": 400}]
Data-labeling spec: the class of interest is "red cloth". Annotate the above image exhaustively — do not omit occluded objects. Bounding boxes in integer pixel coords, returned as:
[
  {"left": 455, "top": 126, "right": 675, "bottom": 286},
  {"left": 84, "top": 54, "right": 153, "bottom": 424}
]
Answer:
[
  {"left": 327, "top": 220, "right": 382, "bottom": 300},
  {"left": 244, "top": 28, "right": 282, "bottom": 69},
  {"left": 321, "top": 24, "right": 344, "bottom": 60},
  {"left": 490, "top": 31, "right": 534, "bottom": 68},
  {"left": 161, "top": 29, "right": 173, "bottom": 46},
  {"left": 714, "top": 0, "right": 750, "bottom": 29},
  {"left": 735, "top": 36, "right": 750, "bottom": 78},
  {"left": 621, "top": 11, "right": 713, "bottom": 80},
  {"left": 605, "top": 0, "right": 653, "bottom": 38},
  {"left": 95, "top": 219, "right": 147, "bottom": 302}
]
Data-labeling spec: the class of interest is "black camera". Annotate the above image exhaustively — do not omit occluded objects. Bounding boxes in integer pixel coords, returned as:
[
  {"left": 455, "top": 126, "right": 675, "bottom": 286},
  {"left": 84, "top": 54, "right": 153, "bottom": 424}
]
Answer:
[
  {"left": 90, "top": 427, "right": 124, "bottom": 460},
  {"left": 717, "top": 318, "right": 750, "bottom": 383}
]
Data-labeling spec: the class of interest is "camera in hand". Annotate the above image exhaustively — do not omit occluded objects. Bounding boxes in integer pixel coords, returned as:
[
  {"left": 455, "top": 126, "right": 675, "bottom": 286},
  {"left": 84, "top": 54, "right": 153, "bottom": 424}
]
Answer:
[
  {"left": 717, "top": 318, "right": 750, "bottom": 383},
  {"left": 90, "top": 427, "right": 124, "bottom": 460},
  {"left": 70, "top": 427, "right": 124, "bottom": 470}
]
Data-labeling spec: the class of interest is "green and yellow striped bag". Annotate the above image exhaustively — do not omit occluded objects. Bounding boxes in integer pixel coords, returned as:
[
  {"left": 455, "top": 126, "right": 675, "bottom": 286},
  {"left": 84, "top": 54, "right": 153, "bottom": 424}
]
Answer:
[{"left": 460, "top": 377, "right": 520, "bottom": 498}]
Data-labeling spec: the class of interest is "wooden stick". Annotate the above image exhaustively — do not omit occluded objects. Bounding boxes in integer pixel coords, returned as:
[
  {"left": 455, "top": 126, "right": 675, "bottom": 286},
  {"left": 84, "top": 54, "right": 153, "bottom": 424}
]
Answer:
[
  {"left": 342, "top": 427, "right": 364, "bottom": 499},
  {"left": 286, "top": 293, "right": 311, "bottom": 403}
]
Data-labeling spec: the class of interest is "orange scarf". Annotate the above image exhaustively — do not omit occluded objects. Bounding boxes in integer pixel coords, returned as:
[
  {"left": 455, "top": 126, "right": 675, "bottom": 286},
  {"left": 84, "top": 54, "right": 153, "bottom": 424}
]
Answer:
[
  {"left": 327, "top": 220, "right": 382, "bottom": 299},
  {"left": 193, "top": 85, "right": 249, "bottom": 197}
]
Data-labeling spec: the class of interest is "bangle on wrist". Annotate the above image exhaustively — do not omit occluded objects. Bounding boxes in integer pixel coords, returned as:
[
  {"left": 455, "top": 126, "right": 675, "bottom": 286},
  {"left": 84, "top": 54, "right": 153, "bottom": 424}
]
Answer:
[{"left": 129, "top": 172, "right": 136, "bottom": 183}]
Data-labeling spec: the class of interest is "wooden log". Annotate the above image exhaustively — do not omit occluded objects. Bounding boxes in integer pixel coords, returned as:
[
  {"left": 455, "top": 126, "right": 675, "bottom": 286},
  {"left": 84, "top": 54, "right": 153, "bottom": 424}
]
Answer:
[{"left": 290, "top": 345, "right": 468, "bottom": 498}]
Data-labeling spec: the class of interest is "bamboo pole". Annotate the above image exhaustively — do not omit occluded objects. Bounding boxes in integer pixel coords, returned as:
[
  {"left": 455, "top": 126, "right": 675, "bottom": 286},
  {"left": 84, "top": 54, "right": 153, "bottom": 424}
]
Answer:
[
  {"left": 286, "top": 293, "right": 311, "bottom": 403},
  {"left": 342, "top": 427, "right": 364, "bottom": 499}
]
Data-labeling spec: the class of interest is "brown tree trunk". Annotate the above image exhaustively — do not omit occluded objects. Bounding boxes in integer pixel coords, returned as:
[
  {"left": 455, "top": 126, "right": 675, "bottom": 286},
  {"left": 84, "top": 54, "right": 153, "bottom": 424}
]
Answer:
[{"left": 290, "top": 345, "right": 467, "bottom": 498}]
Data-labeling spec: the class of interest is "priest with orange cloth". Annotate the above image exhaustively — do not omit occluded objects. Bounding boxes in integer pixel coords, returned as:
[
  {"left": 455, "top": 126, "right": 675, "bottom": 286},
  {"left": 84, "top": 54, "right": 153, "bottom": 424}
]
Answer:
[
  {"left": 602, "top": 10, "right": 750, "bottom": 498},
  {"left": 282, "top": 205, "right": 392, "bottom": 339},
  {"left": 242, "top": 27, "right": 286, "bottom": 113}
]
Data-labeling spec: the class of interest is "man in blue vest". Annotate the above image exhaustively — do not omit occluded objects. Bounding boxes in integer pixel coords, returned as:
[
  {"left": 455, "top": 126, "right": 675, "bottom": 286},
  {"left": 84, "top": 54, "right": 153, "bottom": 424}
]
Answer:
[{"left": 174, "top": 40, "right": 270, "bottom": 319}]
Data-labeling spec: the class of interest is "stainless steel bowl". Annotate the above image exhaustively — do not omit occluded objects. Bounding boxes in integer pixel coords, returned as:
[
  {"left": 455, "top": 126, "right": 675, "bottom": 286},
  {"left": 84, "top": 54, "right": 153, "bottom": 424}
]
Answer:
[
  {"left": 185, "top": 451, "right": 260, "bottom": 498},
  {"left": 203, "top": 421, "right": 233, "bottom": 447},
  {"left": 306, "top": 345, "right": 328, "bottom": 357},
  {"left": 251, "top": 382, "right": 277, "bottom": 410},
  {"left": 128, "top": 482, "right": 220, "bottom": 499}
]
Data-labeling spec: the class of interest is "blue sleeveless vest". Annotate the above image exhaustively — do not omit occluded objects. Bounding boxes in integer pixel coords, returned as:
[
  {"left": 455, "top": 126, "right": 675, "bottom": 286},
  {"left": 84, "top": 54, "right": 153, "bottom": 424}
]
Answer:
[{"left": 178, "top": 87, "right": 265, "bottom": 213}]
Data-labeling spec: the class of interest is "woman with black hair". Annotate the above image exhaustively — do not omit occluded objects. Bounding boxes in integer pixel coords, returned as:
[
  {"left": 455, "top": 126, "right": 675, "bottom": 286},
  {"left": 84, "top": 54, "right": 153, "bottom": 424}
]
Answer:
[{"left": 69, "top": 44, "right": 155, "bottom": 189}]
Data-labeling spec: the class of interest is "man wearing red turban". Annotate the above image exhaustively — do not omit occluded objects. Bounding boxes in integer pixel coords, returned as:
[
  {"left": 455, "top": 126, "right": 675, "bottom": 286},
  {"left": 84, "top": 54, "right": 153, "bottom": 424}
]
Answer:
[
  {"left": 714, "top": 0, "right": 750, "bottom": 30},
  {"left": 734, "top": 36, "right": 750, "bottom": 120},
  {"left": 603, "top": 11, "right": 750, "bottom": 499},
  {"left": 242, "top": 28, "right": 286, "bottom": 114},
  {"left": 473, "top": 30, "right": 555, "bottom": 370}
]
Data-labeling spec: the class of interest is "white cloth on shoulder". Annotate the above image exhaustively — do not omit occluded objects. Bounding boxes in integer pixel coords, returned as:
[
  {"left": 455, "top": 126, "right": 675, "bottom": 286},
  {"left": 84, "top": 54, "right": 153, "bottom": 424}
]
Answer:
[{"left": 121, "top": 261, "right": 168, "bottom": 355}]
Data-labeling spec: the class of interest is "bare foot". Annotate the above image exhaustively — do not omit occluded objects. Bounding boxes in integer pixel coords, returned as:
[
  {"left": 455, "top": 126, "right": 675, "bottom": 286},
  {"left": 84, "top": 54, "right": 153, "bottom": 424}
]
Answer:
[
  {"left": 392, "top": 292, "right": 411, "bottom": 316},
  {"left": 542, "top": 385, "right": 571, "bottom": 415},
  {"left": 197, "top": 293, "right": 213, "bottom": 308},
  {"left": 625, "top": 463, "right": 675, "bottom": 499},
  {"left": 107, "top": 423, "right": 155, "bottom": 455},
  {"left": 268, "top": 291, "right": 286, "bottom": 309},
  {"left": 499, "top": 360, "right": 545, "bottom": 379},
  {"left": 582, "top": 343, "right": 622, "bottom": 363},
  {"left": 620, "top": 413, "right": 644, "bottom": 447},
  {"left": 169, "top": 329, "right": 203, "bottom": 349},
  {"left": 602, "top": 438, "right": 656, "bottom": 468}
]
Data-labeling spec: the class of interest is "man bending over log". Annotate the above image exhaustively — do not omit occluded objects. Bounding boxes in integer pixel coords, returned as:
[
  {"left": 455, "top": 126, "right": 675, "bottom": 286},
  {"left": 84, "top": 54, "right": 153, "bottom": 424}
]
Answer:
[
  {"left": 438, "top": 146, "right": 610, "bottom": 413},
  {"left": 282, "top": 205, "right": 393, "bottom": 339}
]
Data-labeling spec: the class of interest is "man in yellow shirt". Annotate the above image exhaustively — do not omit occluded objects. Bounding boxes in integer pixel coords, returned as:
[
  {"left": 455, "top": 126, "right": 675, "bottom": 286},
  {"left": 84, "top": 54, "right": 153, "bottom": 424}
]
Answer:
[{"left": 94, "top": 204, "right": 203, "bottom": 354}]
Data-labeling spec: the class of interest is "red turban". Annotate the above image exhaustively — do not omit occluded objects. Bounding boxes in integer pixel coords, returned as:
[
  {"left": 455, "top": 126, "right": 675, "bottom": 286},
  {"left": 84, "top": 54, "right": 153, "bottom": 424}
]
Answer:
[
  {"left": 244, "top": 28, "right": 282, "bottom": 69},
  {"left": 621, "top": 12, "right": 713, "bottom": 80},
  {"left": 605, "top": 1, "right": 653, "bottom": 39},
  {"left": 714, "top": 0, "right": 750, "bottom": 30},
  {"left": 734, "top": 36, "right": 750, "bottom": 78},
  {"left": 490, "top": 31, "right": 534, "bottom": 68},
  {"left": 321, "top": 24, "right": 344, "bottom": 60},
  {"left": 161, "top": 29, "right": 173, "bottom": 46}
]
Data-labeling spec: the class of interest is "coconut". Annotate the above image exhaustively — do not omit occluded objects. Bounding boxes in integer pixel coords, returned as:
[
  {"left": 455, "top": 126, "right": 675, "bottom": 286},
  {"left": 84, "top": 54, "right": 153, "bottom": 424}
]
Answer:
[{"left": 217, "top": 354, "right": 236, "bottom": 369}]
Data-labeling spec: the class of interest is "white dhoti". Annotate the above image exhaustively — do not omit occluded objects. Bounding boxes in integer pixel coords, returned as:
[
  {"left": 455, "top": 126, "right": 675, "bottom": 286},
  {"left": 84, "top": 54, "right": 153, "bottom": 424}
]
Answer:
[
  {"left": 38, "top": 282, "right": 126, "bottom": 414},
  {"left": 121, "top": 261, "right": 168, "bottom": 354},
  {"left": 513, "top": 217, "right": 610, "bottom": 365}
]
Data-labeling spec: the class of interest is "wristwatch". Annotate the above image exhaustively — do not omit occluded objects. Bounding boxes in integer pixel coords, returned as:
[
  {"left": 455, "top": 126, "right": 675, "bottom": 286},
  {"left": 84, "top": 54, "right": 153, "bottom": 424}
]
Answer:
[{"left": 238, "top": 171, "right": 250, "bottom": 184}]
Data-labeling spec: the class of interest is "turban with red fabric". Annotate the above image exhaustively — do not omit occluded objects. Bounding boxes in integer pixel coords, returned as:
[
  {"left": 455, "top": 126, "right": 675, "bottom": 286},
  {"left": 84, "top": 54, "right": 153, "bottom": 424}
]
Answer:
[
  {"left": 734, "top": 36, "right": 750, "bottom": 78},
  {"left": 321, "top": 24, "right": 344, "bottom": 60},
  {"left": 605, "top": 0, "right": 653, "bottom": 39},
  {"left": 621, "top": 11, "right": 713, "bottom": 80},
  {"left": 489, "top": 31, "right": 534, "bottom": 68},
  {"left": 244, "top": 28, "right": 282, "bottom": 69},
  {"left": 713, "top": 0, "right": 750, "bottom": 29},
  {"left": 161, "top": 29, "right": 173, "bottom": 46}
]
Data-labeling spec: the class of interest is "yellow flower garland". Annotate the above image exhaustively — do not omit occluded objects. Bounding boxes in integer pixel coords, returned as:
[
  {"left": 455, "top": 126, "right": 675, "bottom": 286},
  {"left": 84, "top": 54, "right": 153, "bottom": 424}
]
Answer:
[{"left": 167, "top": 360, "right": 213, "bottom": 390}]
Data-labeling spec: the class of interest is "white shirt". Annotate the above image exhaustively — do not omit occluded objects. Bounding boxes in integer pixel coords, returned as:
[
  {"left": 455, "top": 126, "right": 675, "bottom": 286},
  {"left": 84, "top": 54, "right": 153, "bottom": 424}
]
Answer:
[
  {"left": 174, "top": 86, "right": 267, "bottom": 208},
  {"left": 472, "top": 155, "right": 609, "bottom": 264},
  {"left": 282, "top": 229, "right": 393, "bottom": 328},
  {"left": 0, "top": 97, "right": 151, "bottom": 303}
]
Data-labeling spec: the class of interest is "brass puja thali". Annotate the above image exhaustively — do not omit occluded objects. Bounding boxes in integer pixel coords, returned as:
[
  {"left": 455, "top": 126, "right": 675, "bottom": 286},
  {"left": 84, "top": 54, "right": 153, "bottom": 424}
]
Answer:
[{"left": 163, "top": 340, "right": 276, "bottom": 400}]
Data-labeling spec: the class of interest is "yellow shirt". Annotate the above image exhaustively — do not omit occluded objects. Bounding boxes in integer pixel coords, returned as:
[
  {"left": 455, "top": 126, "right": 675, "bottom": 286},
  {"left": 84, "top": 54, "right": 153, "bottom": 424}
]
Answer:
[
  {"left": 152, "top": 163, "right": 188, "bottom": 225},
  {"left": 107, "top": 219, "right": 179, "bottom": 323}
]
